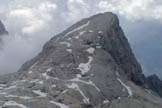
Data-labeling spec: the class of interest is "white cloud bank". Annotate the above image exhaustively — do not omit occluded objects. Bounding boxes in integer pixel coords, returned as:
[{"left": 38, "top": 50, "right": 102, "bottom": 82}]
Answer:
[{"left": 98, "top": 0, "right": 162, "bottom": 21}]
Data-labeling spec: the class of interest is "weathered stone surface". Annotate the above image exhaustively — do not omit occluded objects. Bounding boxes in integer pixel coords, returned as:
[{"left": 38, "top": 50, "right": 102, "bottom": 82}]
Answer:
[
  {"left": 147, "top": 74, "right": 162, "bottom": 97},
  {"left": 0, "top": 12, "right": 161, "bottom": 108}
]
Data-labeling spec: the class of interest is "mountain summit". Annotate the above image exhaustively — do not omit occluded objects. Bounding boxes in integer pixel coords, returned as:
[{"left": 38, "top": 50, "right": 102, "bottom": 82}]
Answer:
[
  {"left": 0, "top": 12, "right": 162, "bottom": 108},
  {"left": 0, "top": 20, "right": 8, "bottom": 36},
  {"left": 0, "top": 20, "right": 8, "bottom": 44}
]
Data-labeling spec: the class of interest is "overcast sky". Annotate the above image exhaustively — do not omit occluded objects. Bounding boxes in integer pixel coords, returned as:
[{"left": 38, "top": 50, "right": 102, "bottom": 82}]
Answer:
[{"left": 0, "top": 0, "right": 162, "bottom": 78}]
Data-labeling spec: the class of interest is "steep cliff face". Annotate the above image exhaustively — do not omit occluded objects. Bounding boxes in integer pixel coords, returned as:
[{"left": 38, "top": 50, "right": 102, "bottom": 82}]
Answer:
[{"left": 0, "top": 12, "right": 161, "bottom": 108}]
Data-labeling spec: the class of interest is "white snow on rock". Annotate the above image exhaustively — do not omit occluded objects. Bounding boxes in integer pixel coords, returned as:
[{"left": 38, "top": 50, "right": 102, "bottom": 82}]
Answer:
[
  {"left": 74, "top": 35, "right": 79, "bottom": 39},
  {"left": 88, "top": 80, "right": 100, "bottom": 92},
  {"left": 79, "top": 31, "right": 86, "bottom": 36},
  {"left": 64, "top": 21, "right": 90, "bottom": 38},
  {"left": 67, "top": 38, "right": 72, "bottom": 41},
  {"left": 66, "top": 49, "right": 72, "bottom": 53},
  {"left": 98, "top": 31, "right": 103, "bottom": 34},
  {"left": 5, "top": 95, "right": 32, "bottom": 100},
  {"left": 0, "top": 92, "right": 6, "bottom": 95},
  {"left": 89, "top": 30, "right": 93, "bottom": 33},
  {"left": 60, "top": 41, "right": 71, "bottom": 48},
  {"left": 0, "top": 84, "right": 6, "bottom": 87},
  {"left": 30, "top": 61, "right": 38, "bottom": 69},
  {"left": 77, "top": 56, "right": 93, "bottom": 75},
  {"left": 52, "top": 84, "right": 57, "bottom": 88},
  {"left": 86, "top": 47, "right": 95, "bottom": 54},
  {"left": 117, "top": 78, "right": 133, "bottom": 97},
  {"left": 96, "top": 46, "right": 102, "bottom": 49},
  {"left": 32, "top": 90, "right": 47, "bottom": 97},
  {"left": 5, "top": 85, "right": 17, "bottom": 90},
  {"left": 30, "top": 79, "right": 40, "bottom": 83},
  {"left": 42, "top": 72, "right": 50, "bottom": 80},
  {"left": 67, "top": 83, "right": 90, "bottom": 104},
  {"left": 38, "top": 80, "right": 44, "bottom": 85},
  {"left": 46, "top": 68, "right": 52, "bottom": 72},
  {"left": 69, "top": 76, "right": 100, "bottom": 92},
  {"left": 3, "top": 101, "right": 28, "bottom": 108},
  {"left": 28, "top": 71, "right": 33, "bottom": 74},
  {"left": 61, "top": 89, "right": 69, "bottom": 94},
  {"left": 50, "top": 101, "right": 69, "bottom": 108},
  {"left": 103, "top": 99, "right": 110, "bottom": 104}
]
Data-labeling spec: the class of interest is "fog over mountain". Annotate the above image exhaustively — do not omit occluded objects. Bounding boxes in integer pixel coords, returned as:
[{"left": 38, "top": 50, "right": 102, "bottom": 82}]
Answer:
[{"left": 0, "top": 0, "right": 162, "bottom": 79}]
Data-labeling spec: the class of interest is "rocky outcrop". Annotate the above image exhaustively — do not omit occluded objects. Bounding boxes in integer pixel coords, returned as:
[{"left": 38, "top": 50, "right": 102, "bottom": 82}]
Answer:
[
  {"left": 0, "top": 20, "right": 8, "bottom": 44},
  {"left": 0, "top": 20, "right": 8, "bottom": 36},
  {"left": 0, "top": 12, "right": 161, "bottom": 108},
  {"left": 147, "top": 75, "right": 162, "bottom": 97}
]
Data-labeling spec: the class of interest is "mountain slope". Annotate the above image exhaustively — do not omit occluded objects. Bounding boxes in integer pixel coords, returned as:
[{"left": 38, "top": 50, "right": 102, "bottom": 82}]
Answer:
[{"left": 0, "top": 12, "right": 162, "bottom": 108}]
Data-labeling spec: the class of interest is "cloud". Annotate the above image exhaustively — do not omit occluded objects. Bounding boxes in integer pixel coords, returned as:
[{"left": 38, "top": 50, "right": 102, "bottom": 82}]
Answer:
[
  {"left": 98, "top": 0, "right": 162, "bottom": 21},
  {"left": 0, "top": 0, "right": 59, "bottom": 74},
  {"left": 65, "top": 0, "right": 90, "bottom": 23},
  {"left": 7, "top": 1, "right": 57, "bottom": 34}
]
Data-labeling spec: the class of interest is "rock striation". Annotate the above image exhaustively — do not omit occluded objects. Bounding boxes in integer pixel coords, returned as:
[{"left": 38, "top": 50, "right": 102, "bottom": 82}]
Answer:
[{"left": 0, "top": 12, "right": 162, "bottom": 108}]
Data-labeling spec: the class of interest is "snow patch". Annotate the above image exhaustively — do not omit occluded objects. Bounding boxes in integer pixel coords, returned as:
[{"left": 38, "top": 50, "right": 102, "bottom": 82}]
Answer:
[
  {"left": 28, "top": 71, "right": 33, "bottom": 74},
  {"left": 89, "top": 30, "right": 93, "bottom": 33},
  {"left": 96, "top": 46, "right": 102, "bottom": 49},
  {"left": 33, "top": 90, "right": 47, "bottom": 97},
  {"left": 67, "top": 38, "right": 72, "bottom": 41},
  {"left": 30, "top": 61, "right": 38, "bottom": 69},
  {"left": 69, "top": 76, "right": 100, "bottom": 92},
  {"left": 61, "top": 89, "right": 69, "bottom": 94},
  {"left": 38, "top": 80, "right": 44, "bottom": 84},
  {"left": 77, "top": 56, "right": 93, "bottom": 75},
  {"left": 52, "top": 84, "right": 56, "bottom": 88},
  {"left": 74, "top": 35, "right": 79, "bottom": 39},
  {"left": 67, "top": 83, "right": 90, "bottom": 104},
  {"left": 88, "top": 80, "right": 100, "bottom": 92},
  {"left": 60, "top": 41, "right": 71, "bottom": 47},
  {"left": 5, "top": 95, "right": 32, "bottom": 100},
  {"left": 64, "top": 21, "right": 90, "bottom": 38},
  {"left": 5, "top": 85, "right": 17, "bottom": 90},
  {"left": 66, "top": 49, "right": 72, "bottom": 53},
  {"left": 3, "top": 101, "right": 28, "bottom": 108},
  {"left": 103, "top": 99, "right": 110, "bottom": 104},
  {"left": 50, "top": 101, "right": 69, "bottom": 108},
  {"left": 42, "top": 72, "right": 50, "bottom": 80},
  {"left": 79, "top": 31, "right": 86, "bottom": 35},
  {"left": 86, "top": 47, "right": 95, "bottom": 54},
  {"left": 30, "top": 79, "right": 40, "bottom": 83},
  {"left": 46, "top": 68, "right": 52, "bottom": 72},
  {"left": 98, "top": 31, "right": 103, "bottom": 34},
  {"left": 117, "top": 78, "right": 133, "bottom": 97}
]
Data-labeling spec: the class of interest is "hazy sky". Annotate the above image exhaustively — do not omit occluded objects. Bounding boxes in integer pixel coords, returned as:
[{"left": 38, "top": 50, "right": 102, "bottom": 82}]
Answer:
[{"left": 0, "top": 0, "right": 162, "bottom": 78}]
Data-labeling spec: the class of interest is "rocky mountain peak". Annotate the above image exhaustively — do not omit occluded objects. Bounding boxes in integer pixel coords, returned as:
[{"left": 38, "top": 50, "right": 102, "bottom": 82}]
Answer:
[
  {"left": 0, "top": 12, "right": 162, "bottom": 108},
  {"left": 0, "top": 20, "right": 8, "bottom": 45},
  {"left": 0, "top": 20, "right": 8, "bottom": 36}
]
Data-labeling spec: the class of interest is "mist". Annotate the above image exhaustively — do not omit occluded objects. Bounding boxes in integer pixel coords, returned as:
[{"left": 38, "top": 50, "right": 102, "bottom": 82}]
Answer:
[{"left": 0, "top": 0, "right": 162, "bottom": 79}]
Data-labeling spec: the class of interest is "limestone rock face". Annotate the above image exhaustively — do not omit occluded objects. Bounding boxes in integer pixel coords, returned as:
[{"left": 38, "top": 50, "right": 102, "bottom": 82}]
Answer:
[{"left": 0, "top": 12, "right": 161, "bottom": 108}]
